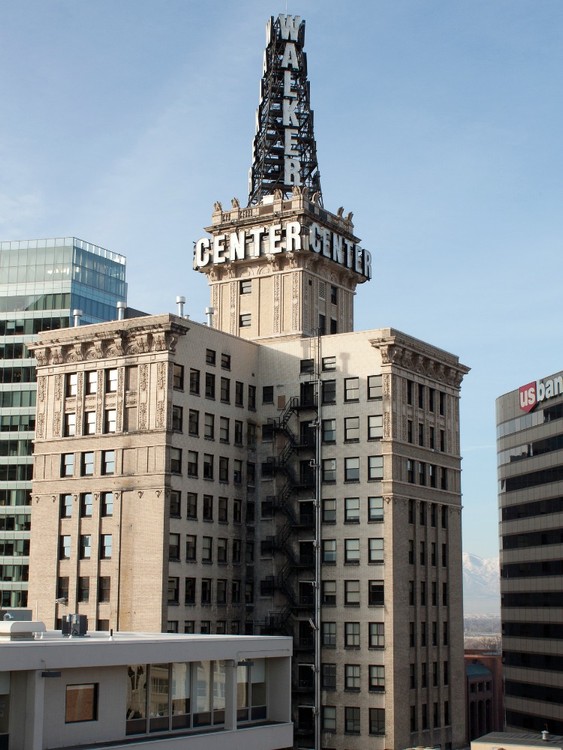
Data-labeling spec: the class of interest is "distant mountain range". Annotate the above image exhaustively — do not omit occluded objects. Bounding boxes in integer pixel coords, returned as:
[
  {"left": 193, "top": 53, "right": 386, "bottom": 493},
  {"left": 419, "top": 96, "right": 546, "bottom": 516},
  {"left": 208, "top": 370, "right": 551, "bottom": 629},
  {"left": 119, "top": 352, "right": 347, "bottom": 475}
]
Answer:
[{"left": 462, "top": 552, "right": 500, "bottom": 616}]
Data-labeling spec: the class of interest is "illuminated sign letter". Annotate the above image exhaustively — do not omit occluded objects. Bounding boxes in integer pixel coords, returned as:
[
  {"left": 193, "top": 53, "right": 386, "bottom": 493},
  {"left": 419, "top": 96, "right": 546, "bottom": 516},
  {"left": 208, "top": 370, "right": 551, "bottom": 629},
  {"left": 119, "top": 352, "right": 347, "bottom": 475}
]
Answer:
[
  {"left": 281, "top": 43, "right": 299, "bottom": 70},
  {"left": 278, "top": 15, "right": 301, "bottom": 41},
  {"left": 194, "top": 238, "right": 211, "bottom": 268},
  {"left": 283, "top": 98, "right": 298, "bottom": 126},
  {"left": 286, "top": 221, "right": 301, "bottom": 251},
  {"left": 285, "top": 158, "right": 301, "bottom": 186},
  {"left": 269, "top": 224, "right": 282, "bottom": 253},
  {"left": 230, "top": 230, "right": 246, "bottom": 261},
  {"left": 284, "top": 71, "right": 297, "bottom": 98},
  {"left": 309, "top": 223, "right": 322, "bottom": 254},
  {"left": 249, "top": 227, "right": 265, "bottom": 257},
  {"left": 285, "top": 129, "right": 299, "bottom": 156},
  {"left": 212, "top": 234, "right": 227, "bottom": 264}
]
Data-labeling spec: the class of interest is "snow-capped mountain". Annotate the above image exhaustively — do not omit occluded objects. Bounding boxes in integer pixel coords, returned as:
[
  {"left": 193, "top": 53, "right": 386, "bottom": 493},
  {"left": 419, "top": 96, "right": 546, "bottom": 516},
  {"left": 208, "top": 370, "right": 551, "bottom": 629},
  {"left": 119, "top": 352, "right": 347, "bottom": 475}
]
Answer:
[{"left": 462, "top": 552, "right": 500, "bottom": 615}]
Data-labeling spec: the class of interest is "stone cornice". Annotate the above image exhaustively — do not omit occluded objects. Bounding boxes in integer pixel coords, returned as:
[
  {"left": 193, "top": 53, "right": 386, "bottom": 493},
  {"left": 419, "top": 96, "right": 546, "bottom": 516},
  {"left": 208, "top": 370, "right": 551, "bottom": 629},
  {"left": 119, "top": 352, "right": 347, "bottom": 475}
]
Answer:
[
  {"left": 28, "top": 318, "right": 188, "bottom": 368},
  {"left": 370, "top": 330, "right": 470, "bottom": 388}
]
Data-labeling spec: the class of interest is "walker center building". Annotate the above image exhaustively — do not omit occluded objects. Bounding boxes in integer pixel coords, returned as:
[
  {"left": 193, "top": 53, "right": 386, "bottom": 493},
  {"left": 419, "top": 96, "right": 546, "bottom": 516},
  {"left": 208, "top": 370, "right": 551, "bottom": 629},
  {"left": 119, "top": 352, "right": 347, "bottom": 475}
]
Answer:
[
  {"left": 497, "top": 372, "right": 563, "bottom": 735},
  {"left": 28, "top": 14, "right": 469, "bottom": 750}
]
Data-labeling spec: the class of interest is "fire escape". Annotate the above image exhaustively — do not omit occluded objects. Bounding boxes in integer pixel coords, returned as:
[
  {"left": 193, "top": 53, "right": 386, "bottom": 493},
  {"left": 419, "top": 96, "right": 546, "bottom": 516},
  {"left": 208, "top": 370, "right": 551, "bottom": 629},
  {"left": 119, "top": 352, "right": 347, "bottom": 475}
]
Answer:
[{"left": 260, "top": 389, "right": 318, "bottom": 747}]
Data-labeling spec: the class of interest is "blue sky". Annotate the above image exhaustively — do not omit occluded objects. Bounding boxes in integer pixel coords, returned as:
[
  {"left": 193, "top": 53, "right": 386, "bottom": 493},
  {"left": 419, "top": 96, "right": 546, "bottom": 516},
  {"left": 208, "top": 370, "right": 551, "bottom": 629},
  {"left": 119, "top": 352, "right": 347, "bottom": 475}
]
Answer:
[{"left": 1, "top": 1, "right": 562, "bottom": 559}]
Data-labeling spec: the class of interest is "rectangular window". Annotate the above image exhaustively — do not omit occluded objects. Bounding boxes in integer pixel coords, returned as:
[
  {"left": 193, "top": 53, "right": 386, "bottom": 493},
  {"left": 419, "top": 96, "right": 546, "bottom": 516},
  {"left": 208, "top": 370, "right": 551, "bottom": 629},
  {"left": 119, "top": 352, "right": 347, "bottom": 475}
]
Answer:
[
  {"left": 169, "top": 533, "right": 180, "bottom": 561},
  {"left": 84, "top": 411, "right": 96, "bottom": 435},
  {"left": 300, "top": 358, "right": 314, "bottom": 374},
  {"left": 98, "top": 577, "right": 111, "bottom": 602},
  {"left": 330, "top": 284, "right": 338, "bottom": 304},
  {"left": 64, "top": 412, "right": 76, "bottom": 437},
  {"left": 85, "top": 370, "right": 98, "bottom": 395},
  {"left": 234, "top": 420, "right": 243, "bottom": 445},
  {"left": 239, "top": 313, "right": 251, "bottom": 328},
  {"left": 344, "top": 497, "right": 360, "bottom": 523},
  {"left": 322, "top": 458, "right": 336, "bottom": 483},
  {"left": 322, "top": 379, "right": 336, "bottom": 404},
  {"left": 322, "top": 356, "right": 336, "bottom": 371},
  {"left": 60, "top": 493, "right": 73, "bottom": 518},
  {"left": 369, "top": 538, "right": 384, "bottom": 564},
  {"left": 170, "top": 447, "right": 182, "bottom": 474},
  {"left": 262, "top": 385, "right": 274, "bottom": 404},
  {"left": 345, "top": 664, "right": 361, "bottom": 691},
  {"left": 345, "top": 539, "right": 360, "bottom": 564},
  {"left": 235, "top": 381, "right": 244, "bottom": 406},
  {"left": 322, "top": 663, "right": 336, "bottom": 690},
  {"left": 77, "top": 577, "right": 90, "bottom": 603},
  {"left": 202, "top": 494, "right": 213, "bottom": 521},
  {"left": 345, "top": 457, "right": 360, "bottom": 482},
  {"left": 185, "top": 577, "right": 195, "bottom": 605},
  {"left": 202, "top": 536, "right": 212, "bottom": 563},
  {"left": 248, "top": 385, "right": 256, "bottom": 410},
  {"left": 205, "top": 348, "right": 216, "bottom": 366},
  {"left": 369, "top": 666, "right": 385, "bottom": 692},
  {"left": 205, "top": 373, "right": 215, "bottom": 399},
  {"left": 322, "top": 580, "right": 336, "bottom": 605},
  {"left": 407, "top": 379, "right": 413, "bottom": 405},
  {"left": 368, "top": 455, "right": 383, "bottom": 480},
  {"left": 368, "top": 415, "right": 383, "bottom": 440},
  {"left": 168, "top": 576, "right": 179, "bottom": 605},
  {"left": 368, "top": 496, "right": 384, "bottom": 522},
  {"left": 345, "top": 622, "right": 360, "bottom": 648},
  {"left": 233, "top": 459, "right": 242, "bottom": 484},
  {"left": 233, "top": 499, "right": 242, "bottom": 524},
  {"left": 102, "top": 450, "right": 115, "bottom": 475},
  {"left": 187, "top": 492, "right": 197, "bottom": 518},
  {"left": 80, "top": 493, "right": 93, "bottom": 518},
  {"left": 172, "top": 405, "right": 183, "bottom": 432},
  {"left": 173, "top": 364, "right": 184, "bottom": 390},
  {"left": 100, "top": 534, "right": 112, "bottom": 559},
  {"left": 369, "top": 707, "right": 385, "bottom": 735},
  {"left": 60, "top": 535, "right": 71, "bottom": 559},
  {"left": 344, "top": 416, "right": 360, "bottom": 442},
  {"left": 216, "top": 578, "right": 227, "bottom": 604},
  {"left": 201, "top": 578, "right": 211, "bottom": 604},
  {"left": 219, "top": 457, "right": 229, "bottom": 482},
  {"left": 187, "top": 451, "right": 198, "bottom": 477},
  {"left": 189, "top": 368, "right": 200, "bottom": 395},
  {"left": 368, "top": 580, "right": 384, "bottom": 606},
  {"left": 323, "top": 706, "right": 336, "bottom": 732},
  {"left": 322, "top": 621, "right": 336, "bottom": 647},
  {"left": 61, "top": 453, "right": 74, "bottom": 478},
  {"left": 217, "top": 538, "right": 228, "bottom": 564},
  {"left": 418, "top": 383, "right": 424, "bottom": 408},
  {"left": 439, "top": 391, "right": 446, "bottom": 416},
  {"left": 106, "top": 368, "right": 118, "bottom": 393},
  {"left": 66, "top": 373, "right": 78, "bottom": 397},
  {"left": 65, "top": 684, "right": 98, "bottom": 723},
  {"left": 105, "top": 409, "right": 116, "bottom": 434},
  {"left": 345, "top": 706, "right": 360, "bottom": 735},
  {"left": 322, "top": 539, "right": 337, "bottom": 564},
  {"left": 203, "top": 412, "right": 214, "bottom": 440},
  {"left": 367, "top": 374, "right": 382, "bottom": 400},
  {"left": 345, "top": 579, "right": 360, "bottom": 605},
  {"left": 322, "top": 418, "right": 336, "bottom": 443},
  {"left": 344, "top": 377, "right": 360, "bottom": 401},
  {"left": 220, "top": 377, "right": 230, "bottom": 403},
  {"left": 185, "top": 535, "right": 196, "bottom": 561},
  {"left": 369, "top": 622, "right": 384, "bottom": 649},
  {"left": 81, "top": 452, "right": 94, "bottom": 476},
  {"left": 219, "top": 416, "right": 229, "bottom": 443},
  {"left": 322, "top": 498, "right": 336, "bottom": 523}
]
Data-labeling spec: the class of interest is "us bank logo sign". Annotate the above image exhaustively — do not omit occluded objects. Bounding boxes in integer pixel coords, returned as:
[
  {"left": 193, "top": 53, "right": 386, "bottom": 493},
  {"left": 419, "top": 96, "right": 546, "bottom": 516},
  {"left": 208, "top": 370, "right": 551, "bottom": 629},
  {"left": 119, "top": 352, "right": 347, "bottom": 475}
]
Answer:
[{"left": 519, "top": 373, "right": 563, "bottom": 413}]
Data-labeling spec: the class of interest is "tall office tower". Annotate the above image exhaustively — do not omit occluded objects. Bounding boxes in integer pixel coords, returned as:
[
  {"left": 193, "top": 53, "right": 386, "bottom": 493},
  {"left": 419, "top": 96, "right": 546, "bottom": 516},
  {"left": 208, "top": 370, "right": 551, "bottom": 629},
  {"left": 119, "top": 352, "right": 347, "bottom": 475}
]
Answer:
[
  {"left": 28, "top": 15, "right": 469, "bottom": 750},
  {"left": 0, "top": 237, "right": 127, "bottom": 609},
  {"left": 497, "top": 373, "right": 563, "bottom": 735}
]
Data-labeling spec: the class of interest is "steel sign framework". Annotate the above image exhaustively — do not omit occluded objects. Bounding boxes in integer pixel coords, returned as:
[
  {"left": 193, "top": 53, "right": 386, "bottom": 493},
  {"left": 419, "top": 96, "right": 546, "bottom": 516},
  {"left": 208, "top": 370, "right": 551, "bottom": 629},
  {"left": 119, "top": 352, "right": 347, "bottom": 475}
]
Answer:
[{"left": 248, "top": 15, "right": 323, "bottom": 206}]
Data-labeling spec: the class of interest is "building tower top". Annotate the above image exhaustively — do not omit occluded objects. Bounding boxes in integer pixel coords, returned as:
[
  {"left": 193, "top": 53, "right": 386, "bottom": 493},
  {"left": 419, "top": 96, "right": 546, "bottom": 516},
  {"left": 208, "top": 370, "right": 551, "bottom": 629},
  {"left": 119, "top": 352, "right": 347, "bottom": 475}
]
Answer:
[{"left": 248, "top": 14, "right": 322, "bottom": 206}]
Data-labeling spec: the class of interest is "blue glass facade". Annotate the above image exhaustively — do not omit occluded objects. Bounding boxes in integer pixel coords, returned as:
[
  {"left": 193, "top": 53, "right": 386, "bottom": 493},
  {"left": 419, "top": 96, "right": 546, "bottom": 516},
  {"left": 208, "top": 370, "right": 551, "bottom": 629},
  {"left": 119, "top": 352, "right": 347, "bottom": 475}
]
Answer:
[{"left": 0, "top": 237, "right": 127, "bottom": 608}]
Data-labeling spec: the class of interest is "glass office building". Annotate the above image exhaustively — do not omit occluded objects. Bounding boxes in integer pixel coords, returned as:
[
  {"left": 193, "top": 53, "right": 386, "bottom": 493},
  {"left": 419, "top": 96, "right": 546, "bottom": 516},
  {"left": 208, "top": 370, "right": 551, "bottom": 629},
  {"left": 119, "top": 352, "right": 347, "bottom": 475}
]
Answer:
[{"left": 0, "top": 237, "right": 127, "bottom": 608}]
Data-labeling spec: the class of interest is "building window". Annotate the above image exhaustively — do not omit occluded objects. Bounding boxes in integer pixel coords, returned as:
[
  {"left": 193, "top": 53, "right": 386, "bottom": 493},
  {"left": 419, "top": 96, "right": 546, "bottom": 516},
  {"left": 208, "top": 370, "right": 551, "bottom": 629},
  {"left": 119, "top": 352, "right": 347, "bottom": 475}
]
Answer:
[
  {"left": 203, "top": 412, "right": 214, "bottom": 440},
  {"left": 187, "top": 451, "right": 198, "bottom": 477},
  {"left": 60, "top": 535, "right": 71, "bottom": 559},
  {"left": 220, "top": 377, "right": 230, "bottom": 403},
  {"left": 322, "top": 663, "right": 336, "bottom": 690},
  {"left": 81, "top": 452, "right": 94, "bottom": 476},
  {"left": 368, "top": 455, "right": 383, "bottom": 480},
  {"left": 203, "top": 453, "right": 214, "bottom": 481},
  {"left": 65, "top": 684, "right": 98, "bottom": 723},
  {"left": 205, "top": 373, "right": 215, "bottom": 400},
  {"left": 345, "top": 457, "right": 360, "bottom": 482},
  {"left": 344, "top": 377, "right": 360, "bottom": 402},
  {"left": 345, "top": 579, "right": 360, "bottom": 606},
  {"left": 344, "top": 416, "right": 360, "bottom": 442},
  {"left": 232, "top": 498, "right": 241, "bottom": 524},
  {"left": 100, "top": 534, "right": 112, "bottom": 559},
  {"left": 239, "top": 313, "right": 251, "bottom": 328},
  {"left": 105, "top": 409, "right": 117, "bottom": 434},
  {"left": 79, "top": 534, "right": 92, "bottom": 559},
  {"left": 202, "top": 536, "right": 212, "bottom": 563},
  {"left": 60, "top": 494, "right": 73, "bottom": 518},
  {"left": 345, "top": 664, "right": 361, "bottom": 691},
  {"left": 248, "top": 385, "right": 256, "bottom": 410},
  {"left": 322, "top": 379, "right": 336, "bottom": 404},
  {"left": 262, "top": 385, "right": 274, "bottom": 404},
  {"left": 322, "top": 621, "right": 336, "bottom": 647},
  {"left": 368, "top": 415, "right": 383, "bottom": 440},
  {"left": 172, "top": 405, "right": 183, "bottom": 432},
  {"left": 187, "top": 492, "right": 197, "bottom": 518},
  {"left": 77, "top": 577, "right": 89, "bottom": 603},
  {"left": 421, "top": 581, "right": 427, "bottom": 606},
  {"left": 80, "top": 493, "right": 93, "bottom": 518},
  {"left": 106, "top": 369, "right": 118, "bottom": 393},
  {"left": 322, "top": 498, "right": 336, "bottom": 523},
  {"left": 185, "top": 578, "right": 195, "bottom": 605},
  {"left": 219, "top": 416, "right": 229, "bottom": 443},
  {"left": 369, "top": 707, "right": 385, "bottom": 735},
  {"left": 233, "top": 459, "right": 242, "bottom": 484},
  {"left": 322, "top": 355, "right": 336, "bottom": 371},
  {"left": 216, "top": 579, "right": 227, "bottom": 604},
  {"left": 189, "top": 368, "right": 200, "bottom": 395},
  {"left": 185, "top": 535, "right": 196, "bottom": 561},
  {"left": 322, "top": 458, "right": 336, "bottom": 483},
  {"left": 368, "top": 496, "right": 383, "bottom": 522},
  {"left": 323, "top": 706, "right": 336, "bottom": 733},
  {"left": 300, "top": 358, "right": 314, "bottom": 374},
  {"left": 201, "top": 578, "right": 212, "bottom": 604},
  {"left": 235, "top": 381, "right": 244, "bottom": 406},
  {"left": 322, "top": 539, "right": 337, "bottom": 564},
  {"left": 217, "top": 538, "right": 228, "bottom": 564},
  {"left": 345, "top": 706, "right": 360, "bottom": 735},
  {"left": 369, "top": 665, "right": 385, "bottom": 692},
  {"left": 220, "top": 352, "right": 231, "bottom": 370},
  {"left": 82, "top": 411, "right": 96, "bottom": 436},
  {"left": 240, "top": 279, "right": 252, "bottom": 294},
  {"left": 369, "top": 622, "right": 384, "bottom": 649},
  {"left": 61, "top": 453, "right": 74, "bottom": 477},
  {"left": 102, "top": 450, "right": 115, "bottom": 475},
  {"left": 168, "top": 577, "right": 179, "bottom": 605},
  {"left": 345, "top": 622, "right": 360, "bottom": 648},
  {"left": 322, "top": 419, "right": 336, "bottom": 443},
  {"left": 367, "top": 374, "right": 382, "bottom": 400},
  {"left": 64, "top": 413, "right": 76, "bottom": 437},
  {"left": 344, "top": 497, "right": 360, "bottom": 523},
  {"left": 205, "top": 348, "right": 216, "bottom": 366},
  {"left": 369, "top": 538, "right": 384, "bottom": 564},
  {"left": 98, "top": 576, "right": 111, "bottom": 602},
  {"left": 169, "top": 533, "right": 180, "bottom": 561},
  {"left": 202, "top": 494, "right": 213, "bottom": 521},
  {"left": 218, "top": 457, "right": 229, "bottom": 483},
  {"left": 322, "top": 580, "right": 336, "bottom": 605},
  {"left": 169, "top": 493, "right": 180, "bottom": 519},
  {"left": 231, "top": 579, "right": 241, "bottom": 603},
  {"left": 65, "top": 373, "right": 78, "bottom": 397},
  {"left": 172, "top": 364, "right": 184, "bottom": 390},
  {"left": 368, "top": 580, "right": 384, "bottom": 606},
  {"left": 345, "top": 539, "right": 360, "bottom": 564},
  {"left": 170, "top": 447, "right": 182, "bottom": 474}
]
